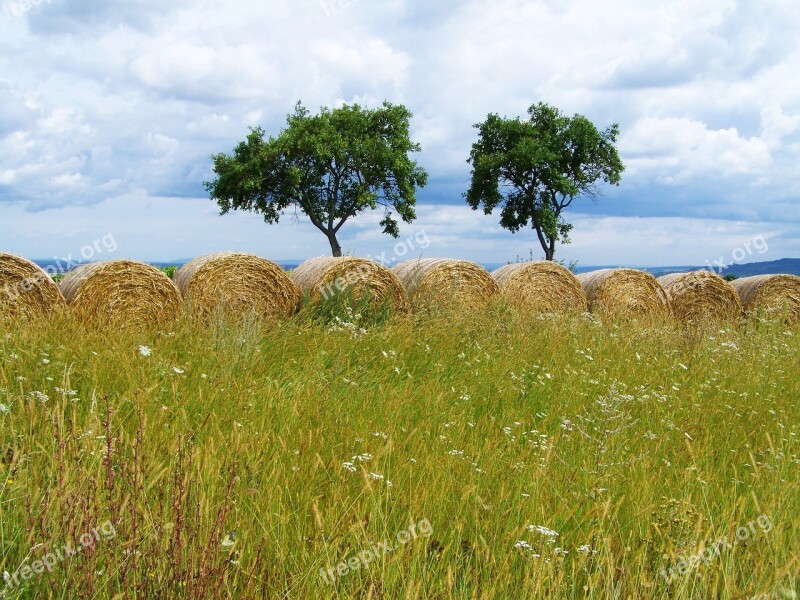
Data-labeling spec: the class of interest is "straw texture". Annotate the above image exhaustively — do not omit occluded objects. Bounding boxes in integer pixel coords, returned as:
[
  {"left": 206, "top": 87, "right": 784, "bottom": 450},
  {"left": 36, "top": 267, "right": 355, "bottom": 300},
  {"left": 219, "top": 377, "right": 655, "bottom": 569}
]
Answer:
[
  {"left": 175, "top": 252, "right": 299, "bottom": 322},
  {"left": 0, "top": 253, "right": 65, "bottom": 321},
  {"left": 291, "top": 257, "right": 409, "bottom": 312},
  {"left": 59, "top": 260, "right": 183, "bottom": 329},
  {"left": 492, "top": 261, "right": 588, "bottom": 314},
  {"left": 392, "top": 258, "right": 500, "bottom": 311},
  {"left": 730, "top": 274, "right": 800, "bottom": 324},
  {"left": 576, "top": 268, "right": 670, "bottom": 320},
  {"left": 657, "top": 270, "right": 742, "bottom": 324}
]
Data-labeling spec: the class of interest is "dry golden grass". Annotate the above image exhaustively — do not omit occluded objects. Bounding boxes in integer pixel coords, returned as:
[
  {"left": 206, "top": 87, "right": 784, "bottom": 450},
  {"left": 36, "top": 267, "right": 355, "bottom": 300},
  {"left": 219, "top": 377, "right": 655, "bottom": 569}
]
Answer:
[
  {"left": 492, "top": 261, "right": 588, "bottom": 314},
  {"left": 174, "top": 252, "right": 300, "bottom": 322},
  {"left": 577, "top": 268, "right": 671, "bottom": 320},
  {"left": 731, "top": 274, "right": 800, "bottom": 325},
  {"left": 59, "top": 259, "right": 183, "bottom": 329},
  {"left": 392, "top": 258, "right": 499, "bottom": 312},
  {"left": 291, "top": 256, "right": 409, "bottom": 313},
  {"left": 657, "top": 270, "right": 742, "bottom": 324},
  {"left": 0, "top": 252, "right": 65, "bottom": 322}
]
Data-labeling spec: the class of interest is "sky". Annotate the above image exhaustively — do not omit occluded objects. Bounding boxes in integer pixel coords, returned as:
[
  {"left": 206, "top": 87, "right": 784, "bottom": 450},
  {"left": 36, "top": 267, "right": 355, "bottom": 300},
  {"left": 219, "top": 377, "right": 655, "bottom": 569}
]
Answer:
[{"left": 0, "top": 0, "right": 798, "bottom": 267}]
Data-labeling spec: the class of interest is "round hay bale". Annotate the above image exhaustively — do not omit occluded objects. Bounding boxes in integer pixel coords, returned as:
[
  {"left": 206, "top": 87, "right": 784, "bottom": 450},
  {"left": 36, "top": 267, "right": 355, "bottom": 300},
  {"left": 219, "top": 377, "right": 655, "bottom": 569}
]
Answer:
[
  {"left": 392, "top": 258, "right": 500, "bottom": 311},
  {"left": 291, "top": 257, "right": 408, "bottom": 312},
  {"left": 174, "top": 252, "right": 300, "bottom": 322},
  {"left": 657, "top": 271, "right": 742, "bottom": 324},
  {"left": 0, "top": 253, "right": 65, "bottom": 321},
  {"left": 59, "top": 260, "right": 183, "bottom": 329},
  {"left": 730, "top": 274, "right": 800, "bottom": 324},
  {"left": 492, "top": 261, "right": 588, "bottom": 314},
  {"left": 576, "top": 268, "right": 670, "bottom": 320}
]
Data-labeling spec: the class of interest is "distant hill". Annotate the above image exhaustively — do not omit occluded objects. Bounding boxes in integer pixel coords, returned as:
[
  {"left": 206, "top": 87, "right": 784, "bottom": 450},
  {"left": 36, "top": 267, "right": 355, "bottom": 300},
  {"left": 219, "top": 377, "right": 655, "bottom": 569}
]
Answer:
[{"left": 719, "top": 258, "right": 800, "bottom": 277}]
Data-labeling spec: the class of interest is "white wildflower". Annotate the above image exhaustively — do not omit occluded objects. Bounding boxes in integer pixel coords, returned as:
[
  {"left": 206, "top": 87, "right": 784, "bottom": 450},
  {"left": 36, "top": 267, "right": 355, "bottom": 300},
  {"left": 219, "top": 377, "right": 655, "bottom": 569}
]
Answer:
[
  {"left": 30, "top": 391, "right": 49, "bottom": 403},
  {"left": 173, "top": 367, "right": 184, "bottom": 374},
  {"left": 342, "top": 462, "right": 357, "bottom": 472},
  {"left": 138, "top": 345, "right": 152, "bottom": 357},
  {"left": 514, "top": 540, "right": 532, "bottom": 550},
  {"left": 528, "top": 525, "right": 559, "bottom": 540}
]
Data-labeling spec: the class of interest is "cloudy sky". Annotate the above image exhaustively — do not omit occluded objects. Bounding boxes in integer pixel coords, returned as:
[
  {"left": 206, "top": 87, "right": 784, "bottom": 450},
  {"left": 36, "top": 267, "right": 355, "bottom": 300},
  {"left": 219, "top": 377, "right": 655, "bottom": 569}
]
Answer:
[{"left": 1, "top": 0, "right": 798, "bottom": 267}]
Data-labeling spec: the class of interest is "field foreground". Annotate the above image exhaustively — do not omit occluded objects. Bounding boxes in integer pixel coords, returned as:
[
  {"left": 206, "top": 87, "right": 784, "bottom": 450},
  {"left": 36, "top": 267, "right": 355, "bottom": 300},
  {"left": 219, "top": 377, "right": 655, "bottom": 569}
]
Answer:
[{"left": 1, "top": 310, "right": 799, "bottom": 598}]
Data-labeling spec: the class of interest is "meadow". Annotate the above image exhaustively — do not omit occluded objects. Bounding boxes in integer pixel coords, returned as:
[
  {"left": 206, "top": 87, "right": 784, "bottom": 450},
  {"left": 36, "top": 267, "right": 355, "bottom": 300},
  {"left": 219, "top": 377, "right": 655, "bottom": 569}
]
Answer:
[{"left": 0, "top": 305, "right": 798, "bottom": 598}]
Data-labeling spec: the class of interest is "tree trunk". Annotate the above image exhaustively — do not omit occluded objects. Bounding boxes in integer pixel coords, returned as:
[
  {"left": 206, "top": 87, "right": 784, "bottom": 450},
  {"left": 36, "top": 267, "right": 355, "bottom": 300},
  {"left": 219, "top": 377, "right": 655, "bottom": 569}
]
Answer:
[
  {"left": 545, "top": 237, "right": 556, "bottom": 261},
  {"left": 533, "top": 223, "right": 553, "bottom": 261},
  {"left": 327, "top": 232, "right": 342, "bottom": 257}
]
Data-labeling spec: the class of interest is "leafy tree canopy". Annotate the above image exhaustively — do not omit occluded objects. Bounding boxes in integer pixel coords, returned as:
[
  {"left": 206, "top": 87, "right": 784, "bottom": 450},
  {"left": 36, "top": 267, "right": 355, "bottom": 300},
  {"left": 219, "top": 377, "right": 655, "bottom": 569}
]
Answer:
[
  {"left": 466, "top": 102, "right": 624, "bottom": 260},
  {"left": 205, "top": 101, "right": 428, "bottom": 256}
]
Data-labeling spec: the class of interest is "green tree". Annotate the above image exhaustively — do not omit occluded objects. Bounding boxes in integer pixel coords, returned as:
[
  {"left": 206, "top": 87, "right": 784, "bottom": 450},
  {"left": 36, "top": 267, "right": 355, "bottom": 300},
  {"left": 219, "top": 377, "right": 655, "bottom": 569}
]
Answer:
[
  {"left": 466, "top": 102, "right": 624, "bottom": 261},
  {"left": 205, "top": 102, "right": 428, "bottom": 257}
]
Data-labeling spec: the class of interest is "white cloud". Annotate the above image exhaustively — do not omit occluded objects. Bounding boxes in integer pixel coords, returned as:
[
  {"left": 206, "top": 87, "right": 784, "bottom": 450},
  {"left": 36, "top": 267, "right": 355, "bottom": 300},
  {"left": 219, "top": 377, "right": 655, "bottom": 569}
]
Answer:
[{"left": 623, "top": 117, "right": 772, "bottom": 183}]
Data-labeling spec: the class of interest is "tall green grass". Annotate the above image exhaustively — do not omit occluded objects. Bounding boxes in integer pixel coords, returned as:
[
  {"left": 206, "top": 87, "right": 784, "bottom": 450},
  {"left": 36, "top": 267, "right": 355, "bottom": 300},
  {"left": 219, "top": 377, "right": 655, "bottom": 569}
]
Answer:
[{"left": 0, "top": 309, "right": 798, "bottom": 598}]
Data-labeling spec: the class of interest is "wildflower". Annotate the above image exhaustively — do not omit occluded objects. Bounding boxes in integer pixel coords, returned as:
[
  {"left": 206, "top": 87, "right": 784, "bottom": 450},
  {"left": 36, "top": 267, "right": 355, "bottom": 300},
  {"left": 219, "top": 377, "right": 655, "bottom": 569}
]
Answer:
[
  {"left": 138, "top": 345, "right": 152, "bottom": 357},
  {"left": 0, "top": 404, "right": 9, "bottom": 414},
  {"left": 352, "top": 453, "right": 372, "bottom": 462},
  {"left": 514, "top": 540, "right": 532, "bottom": 550},
  {"left": 41, "top": 358, "right": 50, "bottom": 365},
  {"left": 367, "top": 473, "right": 393, "bottom": 486},
  {"left": 173, "top": 367, "right": 184, "bottom": 375},
  {"left": 342, "top": 462, "right": 357, "bottom": 472},
  {"left": 577, "top": 544, "right": 593, "bottom": 554},
  {"left": 30, "top": 391, "right": 49, "bottom": 403},
  {"left": 528, "top": 525, "right": 559, "bottom": 540},
  {"left": 221, "top": 532, "right": 236, "bottom": 548}
]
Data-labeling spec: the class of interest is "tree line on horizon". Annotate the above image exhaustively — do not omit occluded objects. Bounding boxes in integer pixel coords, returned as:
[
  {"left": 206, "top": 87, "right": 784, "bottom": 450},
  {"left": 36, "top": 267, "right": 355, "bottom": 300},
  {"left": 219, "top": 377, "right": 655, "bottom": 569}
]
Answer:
[{"left": 205, "top": 101, "right": 624, "bottom": 261}]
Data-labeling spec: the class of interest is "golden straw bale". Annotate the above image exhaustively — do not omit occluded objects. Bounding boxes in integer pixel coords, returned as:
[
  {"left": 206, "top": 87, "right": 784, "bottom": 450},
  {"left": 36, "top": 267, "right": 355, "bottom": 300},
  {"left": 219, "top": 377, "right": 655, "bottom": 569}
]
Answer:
[
  {"left": 492, "top": 261, "right": 587, "bottom": 314},
  {"left": 576, "top": 268, "right": 670, "bottom": 320},
  {"left": 392, "top": 258, "right": 500, "bottom": 312},
  {"left": 657, "top": 270, "right": 742, "bottom": 324},
  {"left": 59, "top": 260, "right": 183, "bottom": 329},
  {"left": 0, "top": 253, "right": 65, "bottom": 322},
  {"left": 291, "top": 257, "right": 408, "bottom": 312},
  {"left": 730, "top": 274, "right": 800, "bottom": 325},
  {"left": 174, "top": 252, "right": 299, "bottom": 322}
]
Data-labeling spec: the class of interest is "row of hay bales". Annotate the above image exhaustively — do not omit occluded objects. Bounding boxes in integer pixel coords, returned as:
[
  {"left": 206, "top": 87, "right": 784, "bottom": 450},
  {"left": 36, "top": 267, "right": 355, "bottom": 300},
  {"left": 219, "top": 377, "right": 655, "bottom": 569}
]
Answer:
[{"left": 1, "top": 251, "right": 799, "bottom": 328}]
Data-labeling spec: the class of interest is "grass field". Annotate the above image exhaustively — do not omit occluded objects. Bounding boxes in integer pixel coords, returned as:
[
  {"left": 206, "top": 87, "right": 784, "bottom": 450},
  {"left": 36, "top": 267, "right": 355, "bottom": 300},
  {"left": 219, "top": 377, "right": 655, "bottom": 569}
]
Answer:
[{"left": 1, "top": 307, "right": 798, "bottom": 598}]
